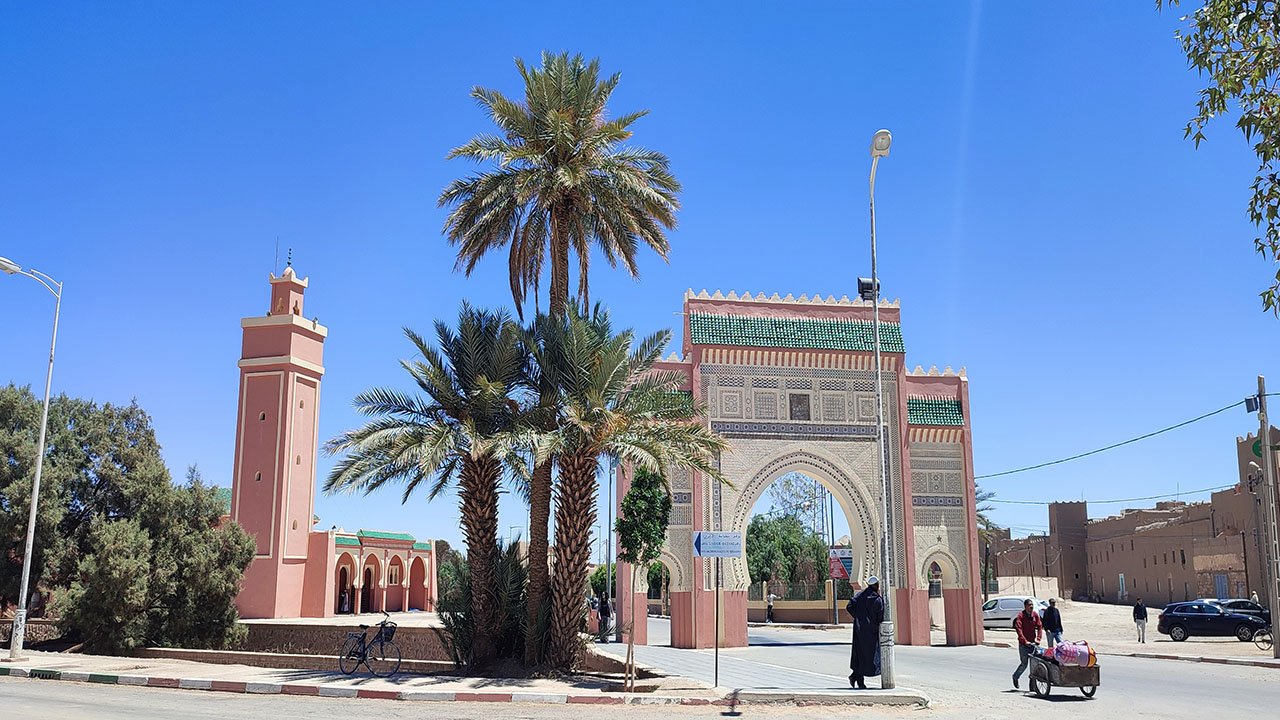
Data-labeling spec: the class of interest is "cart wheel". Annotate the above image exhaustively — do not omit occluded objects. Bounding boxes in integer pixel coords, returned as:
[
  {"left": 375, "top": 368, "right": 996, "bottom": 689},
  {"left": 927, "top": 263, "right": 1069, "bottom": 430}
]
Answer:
[
  {"left": 1029, "top": 676, "right": 1050, "bottom": 698},
  {"left": 1081, "top": 686, "right": 1097, "bottom": 698}
]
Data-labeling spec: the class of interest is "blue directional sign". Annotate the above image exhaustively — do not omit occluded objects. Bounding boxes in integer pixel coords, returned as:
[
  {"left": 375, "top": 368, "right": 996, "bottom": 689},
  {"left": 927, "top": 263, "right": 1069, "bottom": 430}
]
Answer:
[{"left": 692, "top": 531, "right": 742, "bottom": 558}]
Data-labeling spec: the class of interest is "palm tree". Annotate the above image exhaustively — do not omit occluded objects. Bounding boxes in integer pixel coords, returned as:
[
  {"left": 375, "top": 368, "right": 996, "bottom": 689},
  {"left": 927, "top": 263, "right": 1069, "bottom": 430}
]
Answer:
[
  {"left": 439, "top": 50, "right": 681, "bottom": 319},
  {"left": 440, "top": 51, "right": 682, "bottom": 667},
  {"left": 324, "top": 305, "right": 523, "bottom": 668},
  {"left": 539, "top": 306, "right": 726, "bottom": 669}
]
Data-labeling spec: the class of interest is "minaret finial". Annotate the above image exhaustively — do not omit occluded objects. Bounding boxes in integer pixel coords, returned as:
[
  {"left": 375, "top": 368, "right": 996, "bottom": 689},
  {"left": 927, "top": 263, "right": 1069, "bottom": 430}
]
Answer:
[{"left": 286, "top": 248, "right": 293, "bottom": 268}]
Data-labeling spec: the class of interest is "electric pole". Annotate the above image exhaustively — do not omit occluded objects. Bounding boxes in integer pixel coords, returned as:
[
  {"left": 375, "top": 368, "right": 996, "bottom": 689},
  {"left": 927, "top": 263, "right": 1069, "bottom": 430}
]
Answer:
[{"left": 1251, "top": 375, "right": 1280, "bottom": 659}]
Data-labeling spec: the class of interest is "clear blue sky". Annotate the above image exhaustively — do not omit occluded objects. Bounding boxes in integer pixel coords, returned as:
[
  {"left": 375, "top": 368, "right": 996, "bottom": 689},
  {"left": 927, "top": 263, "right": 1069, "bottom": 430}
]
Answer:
[{"left": 2, "top": 2, "right": 1277, "bottom": 551}]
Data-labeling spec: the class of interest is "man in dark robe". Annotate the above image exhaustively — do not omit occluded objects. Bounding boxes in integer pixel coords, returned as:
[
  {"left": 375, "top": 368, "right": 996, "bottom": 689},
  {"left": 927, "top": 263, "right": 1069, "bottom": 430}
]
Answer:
[{"left": 847, "top": 575, "right": 885, "bottom": 689}]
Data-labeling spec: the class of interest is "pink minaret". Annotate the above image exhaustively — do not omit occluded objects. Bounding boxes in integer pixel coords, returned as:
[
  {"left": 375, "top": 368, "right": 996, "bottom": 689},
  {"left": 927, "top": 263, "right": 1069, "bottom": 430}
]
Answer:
[{"left": 230, "top": 267, "right": 327, "bottom": 618}]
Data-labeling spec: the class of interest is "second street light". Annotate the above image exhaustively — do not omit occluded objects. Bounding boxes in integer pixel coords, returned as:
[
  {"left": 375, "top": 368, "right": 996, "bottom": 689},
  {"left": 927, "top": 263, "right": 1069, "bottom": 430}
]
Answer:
[
  {"left": 0, "top": 255, "right": 63, "bottom": 663},
  {"left": 867, "top": 129, "right": 897, "bottom": 689}
]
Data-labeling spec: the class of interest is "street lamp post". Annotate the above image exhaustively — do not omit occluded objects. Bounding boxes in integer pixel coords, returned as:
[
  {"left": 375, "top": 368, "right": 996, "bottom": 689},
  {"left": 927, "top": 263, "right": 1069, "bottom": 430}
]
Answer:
[
  {"left": 1, "top": 256, "right": 62, "bottom": 663},
  {"left": 867, "top": 130, "right": 897, "bottom": 688}
]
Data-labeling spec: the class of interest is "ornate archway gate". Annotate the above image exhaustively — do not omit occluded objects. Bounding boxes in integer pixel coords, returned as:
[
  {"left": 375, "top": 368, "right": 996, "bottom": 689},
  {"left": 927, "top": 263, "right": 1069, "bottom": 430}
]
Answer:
[{"left": 617, "top": 290, "right": 983, "bottom": 648}]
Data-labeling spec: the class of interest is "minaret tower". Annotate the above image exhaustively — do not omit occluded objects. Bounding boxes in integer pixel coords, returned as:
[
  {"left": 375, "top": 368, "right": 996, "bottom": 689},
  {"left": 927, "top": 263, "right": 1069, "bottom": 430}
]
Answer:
[{"left": 230, "top": 267, "right": 327, "bottom": 618}]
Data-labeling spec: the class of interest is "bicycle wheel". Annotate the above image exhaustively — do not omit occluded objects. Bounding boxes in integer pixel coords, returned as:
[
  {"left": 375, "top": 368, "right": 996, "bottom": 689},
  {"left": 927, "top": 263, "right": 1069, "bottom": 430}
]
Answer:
[
  {"left": 338, "top": 636, "right": 362, "bottom": 675},
  {"left": 367, "top": 640, "right": 401, "bottom": 678},
  {"left": 1255, "top": 629, "right": 1273, "bottom": 652}
]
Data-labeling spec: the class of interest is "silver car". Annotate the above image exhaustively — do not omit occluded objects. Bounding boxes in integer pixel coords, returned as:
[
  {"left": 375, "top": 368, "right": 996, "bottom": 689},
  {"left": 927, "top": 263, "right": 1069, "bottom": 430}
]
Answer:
[{"left": 982, "top": 595, "right": 1049, "bottom": 629}]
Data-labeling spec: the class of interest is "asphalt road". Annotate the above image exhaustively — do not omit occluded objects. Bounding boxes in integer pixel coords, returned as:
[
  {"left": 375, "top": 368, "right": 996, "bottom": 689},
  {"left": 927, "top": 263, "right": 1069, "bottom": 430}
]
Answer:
[{"left": 617, "top": 618, "right": 1280, "bottom": 719}]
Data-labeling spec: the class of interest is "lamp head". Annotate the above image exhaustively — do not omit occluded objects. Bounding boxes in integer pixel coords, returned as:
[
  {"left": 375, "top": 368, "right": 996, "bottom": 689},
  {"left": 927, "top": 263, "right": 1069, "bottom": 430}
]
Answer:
[
  {"left": 0, "top": 256, "right": 20, "bottom": 275},
  {"left": 870, "top": 129, "right": 892, "bottom": 158}
]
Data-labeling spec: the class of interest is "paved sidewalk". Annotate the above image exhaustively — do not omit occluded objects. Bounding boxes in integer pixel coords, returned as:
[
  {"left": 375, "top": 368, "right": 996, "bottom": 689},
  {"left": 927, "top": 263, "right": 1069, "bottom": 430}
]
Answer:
[{"left": 0, "top": 649, "right": 926, "bottom": 707}]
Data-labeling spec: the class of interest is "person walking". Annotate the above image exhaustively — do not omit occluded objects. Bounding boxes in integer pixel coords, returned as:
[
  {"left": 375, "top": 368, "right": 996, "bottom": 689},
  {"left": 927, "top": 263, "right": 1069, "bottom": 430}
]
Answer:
[
  {"left": 846, "top": 576, "right": 885, "bottom": 690},
  {"left": 1012, "top": 598, "right": 1043, "bottom": 689},
  {"left": 766, "top": 591, "right": 779, "bottom": 624},
  {"left": 597, "top": 592, "right": 612, "bottom": 642},
  {"left": 1133, "top": 597, "right": 1148, "bottom": 643},
  {"left": 1041, "top": 597, "right": 1064, "bottom": 648}
]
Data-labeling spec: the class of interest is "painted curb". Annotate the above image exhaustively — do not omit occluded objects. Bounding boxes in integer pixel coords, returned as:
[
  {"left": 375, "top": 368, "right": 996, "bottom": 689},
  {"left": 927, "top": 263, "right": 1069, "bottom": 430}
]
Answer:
[
  {"left": 1, "top": 666, "right": 934, "bottom": 706},
  {"left": 1111, "top": 651, "right": 1280, "bottom": 669}
]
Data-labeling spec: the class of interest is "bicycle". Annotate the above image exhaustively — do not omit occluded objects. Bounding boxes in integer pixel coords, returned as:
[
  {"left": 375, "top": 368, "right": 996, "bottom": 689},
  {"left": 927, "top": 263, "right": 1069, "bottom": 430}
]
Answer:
[
  {"left": 338, "top": 611, "right": 402, "bottom": 677},
  {"left": 1254, "top": 627, "right": 1273, "bottom": 652}
]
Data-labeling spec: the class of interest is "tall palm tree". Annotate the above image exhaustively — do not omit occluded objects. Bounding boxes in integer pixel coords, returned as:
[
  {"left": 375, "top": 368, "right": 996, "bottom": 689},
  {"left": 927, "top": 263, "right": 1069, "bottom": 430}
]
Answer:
[
  {"left": 540, "top": 306, "right": 726, "bottom": 669},
  {"left": 439, "top": 50, "right": 682, "bottom": 319},
  {"left": 440, "top": 51, "right": 682, "bottom": 668},
  {"left": 324, "top": 305, "right": 523, "bottom": 668}
]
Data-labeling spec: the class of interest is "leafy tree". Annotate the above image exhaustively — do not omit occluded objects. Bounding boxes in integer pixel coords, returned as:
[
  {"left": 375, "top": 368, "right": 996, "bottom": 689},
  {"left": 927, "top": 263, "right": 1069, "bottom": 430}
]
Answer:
[
  {"left": 442, "top": 51, "right": 683, "bottom": 666},
  {"left": 589, "top": 563, "right": 616, "bottom": 599},
  {"left": 325, "top": 305, "right": 524, "bottom": 669},
  {"left": 540, "top": 306, "right": 725, "bottom": 670},
  {"left": 58, "top": 519, "right": 152, "bottom": 654},
  {"left": 745, "top": 514, "right": 830, "bottom": 592},
  {"left": 1, "top": 386, "right": 254, "bottom": 652},
  {"left": 765, "top": 472, "right": 829, "bottom": 537},
  {"left": 1159, "top": 1, "right": 1280, "bottom": 310},
  {"left": 615, "top": 467, "right": 671, "bottom": 691},
  {"left": 434, "top": 539, "right": 467, "bottom": 603},
  {"left": 975, "top": 483, "right": 998, "bottom": 541},
  {"left": 439, "top": 539, "right": 527, "bottom": 669}
]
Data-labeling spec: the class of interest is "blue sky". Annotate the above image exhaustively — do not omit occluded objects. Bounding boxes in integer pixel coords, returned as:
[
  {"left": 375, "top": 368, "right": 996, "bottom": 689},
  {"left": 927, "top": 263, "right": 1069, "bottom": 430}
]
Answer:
[{"left": 2, "top": 2, "right": 1277, "bottom": 552}]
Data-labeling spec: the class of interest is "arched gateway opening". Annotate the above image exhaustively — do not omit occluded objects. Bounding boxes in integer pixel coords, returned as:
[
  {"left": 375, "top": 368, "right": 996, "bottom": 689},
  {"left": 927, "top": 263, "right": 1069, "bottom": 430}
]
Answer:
[{"left": 614, "top": 290, "right": 984, "bottom": 649}]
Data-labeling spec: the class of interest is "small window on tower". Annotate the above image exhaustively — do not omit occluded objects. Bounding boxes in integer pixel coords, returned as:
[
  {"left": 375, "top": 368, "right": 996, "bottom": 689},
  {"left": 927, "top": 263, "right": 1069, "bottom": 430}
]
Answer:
[
  {"left": 259, "top": 412, "right": 267, "bottom": 421},
  {"left": 292, "top": 520, "right": 298, "bottom": 530},
  {"left": 255, "top": 472, "right": 262, "bottom": 482},
  {"left": 299, "top": 399, "right": 305, "bottom": 409},
  {"left": 296, "top": 455, "right": 302, "bottom": 465}
]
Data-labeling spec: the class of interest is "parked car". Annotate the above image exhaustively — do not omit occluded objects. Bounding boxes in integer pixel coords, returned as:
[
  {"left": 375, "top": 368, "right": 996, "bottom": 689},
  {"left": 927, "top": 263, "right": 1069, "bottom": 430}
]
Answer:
[
  {"left": 1202, "top": 598, "right": 1272, "bottom": 627},
  {"left": 1157, "top": 600, "right": 1269, "bottom": 642},
  {"left": 982, "top": 596, "right": 1048, "bottom": 629}
]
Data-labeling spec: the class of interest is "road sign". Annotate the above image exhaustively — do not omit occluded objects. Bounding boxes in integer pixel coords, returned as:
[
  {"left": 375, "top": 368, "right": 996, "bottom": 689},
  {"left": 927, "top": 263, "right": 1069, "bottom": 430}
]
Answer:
[
  {"left": 828, "top": 548, "right": 853, "bottom": 580},
  {"left": 692, "top": 531, "right": 742, "bottom": 558}
]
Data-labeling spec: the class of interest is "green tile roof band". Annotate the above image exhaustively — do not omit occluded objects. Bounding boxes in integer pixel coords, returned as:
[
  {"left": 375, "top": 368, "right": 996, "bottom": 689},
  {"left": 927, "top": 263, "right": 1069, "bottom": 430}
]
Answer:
[
  {"left": 688, "top": 313, "right": 905, "bottom": 353},
  {"left": 334, "top": 536, "right": 361, "bottom": 547},
  {"left": 907, "top": 397, "right": 965, "bottom": 426},
  {"left": 412, "top": 541, "right": 433, "bottom": 551},
  {"left": 357, "top": 529, "right": 416, "bottom": 542}
]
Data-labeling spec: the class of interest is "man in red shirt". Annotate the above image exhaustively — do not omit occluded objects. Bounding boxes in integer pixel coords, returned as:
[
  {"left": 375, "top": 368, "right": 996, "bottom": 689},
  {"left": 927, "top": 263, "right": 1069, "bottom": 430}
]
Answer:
[{"left": 1012, "top": 598, "right": 1043, "bottom": 689}]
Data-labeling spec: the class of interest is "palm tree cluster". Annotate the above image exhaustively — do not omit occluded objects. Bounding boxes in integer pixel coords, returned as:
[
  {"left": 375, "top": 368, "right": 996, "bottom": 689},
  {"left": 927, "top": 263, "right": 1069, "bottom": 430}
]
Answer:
[
  {"left": 329, "top": 51, "right": 705, "bottom": 673},
  {"left": 324, "top": 304, "right": 724, "bottom": 671}
]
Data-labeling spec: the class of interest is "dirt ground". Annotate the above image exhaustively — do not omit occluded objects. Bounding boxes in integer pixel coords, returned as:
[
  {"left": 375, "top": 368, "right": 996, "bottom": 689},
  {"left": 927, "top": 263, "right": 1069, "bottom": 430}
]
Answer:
[{"left": 981, "top": 598, "right": 1272, "bottom": 659}]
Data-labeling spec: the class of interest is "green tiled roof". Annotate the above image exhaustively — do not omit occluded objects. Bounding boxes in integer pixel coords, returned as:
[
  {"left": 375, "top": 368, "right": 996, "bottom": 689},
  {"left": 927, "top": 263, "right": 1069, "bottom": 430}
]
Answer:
[
  {"left": 907, "top": 397, "right": 965, "bottom": 426},
  {"left": 357, "top": 529, "right": 416, "bottom": 542},
  {"left": 214, "top": 487, "right": 232, "bottom": 515},
  {"left": 689, "top": 313, "right": 904, "bottom": 353},
  {"left": 335, "top": 535, "right": 361, "bottom": 547},
  {"left": 412, "top": 541, "right": 433, "bottom": 551}
]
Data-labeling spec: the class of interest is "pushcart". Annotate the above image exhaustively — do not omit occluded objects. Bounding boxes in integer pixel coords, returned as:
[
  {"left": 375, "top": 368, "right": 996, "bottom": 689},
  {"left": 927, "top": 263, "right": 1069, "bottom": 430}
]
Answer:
[{"left": 1027, "top": 654, "right": 1099, "bottom": 699}]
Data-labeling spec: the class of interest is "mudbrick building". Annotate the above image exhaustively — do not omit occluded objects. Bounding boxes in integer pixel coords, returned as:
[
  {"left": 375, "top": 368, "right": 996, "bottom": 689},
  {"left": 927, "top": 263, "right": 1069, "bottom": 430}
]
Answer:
[{"left": 991, "top": 430, "right": 1275, "bottom": 607}]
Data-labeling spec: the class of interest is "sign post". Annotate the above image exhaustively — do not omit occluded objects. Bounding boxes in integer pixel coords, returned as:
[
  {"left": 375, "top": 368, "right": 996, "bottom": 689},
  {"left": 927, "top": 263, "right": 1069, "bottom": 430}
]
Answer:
[
  {"left": 828, "top": 548, "right": 853, "bottom": 624},
  {"left": 693, "top": 531, "right": 742, "bottom": 688}
]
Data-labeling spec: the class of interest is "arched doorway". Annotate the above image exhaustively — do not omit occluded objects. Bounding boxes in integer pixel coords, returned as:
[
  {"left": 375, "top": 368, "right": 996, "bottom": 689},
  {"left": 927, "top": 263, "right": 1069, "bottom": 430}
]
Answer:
[
  {"left": 361, "top": 554, "right": 382, "bottom": 614},
  {"left": 408, "top": 556, "right": 427, "bottom": 611},
  {"left": 335, "top": 552, "right": 356, "bottom": 614},
  {"left": 921, "top": 548, "right": 966, "bottom": 645}
]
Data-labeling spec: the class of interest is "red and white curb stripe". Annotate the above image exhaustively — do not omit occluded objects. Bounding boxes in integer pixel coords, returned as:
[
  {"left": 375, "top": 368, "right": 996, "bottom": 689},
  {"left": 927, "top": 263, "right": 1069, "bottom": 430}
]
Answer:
[{"left": 0, "top": 666, "right": 735, "bottom": 705}]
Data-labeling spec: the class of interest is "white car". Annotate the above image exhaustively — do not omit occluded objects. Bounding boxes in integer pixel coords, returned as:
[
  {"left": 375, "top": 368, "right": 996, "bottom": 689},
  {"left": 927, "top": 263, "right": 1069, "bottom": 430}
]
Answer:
[{"left": 982, "top": 595, "right": 1049, "bottom": 629}]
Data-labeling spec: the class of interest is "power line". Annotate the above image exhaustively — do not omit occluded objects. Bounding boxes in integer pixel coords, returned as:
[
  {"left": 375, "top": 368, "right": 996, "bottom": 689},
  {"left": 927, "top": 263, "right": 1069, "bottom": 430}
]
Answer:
[
  {"left": 975, "top": 400, "right": 1244, "bottom": 480},
  {"left": 989, "top": 484, "right": 1235, "bottom": 506}
]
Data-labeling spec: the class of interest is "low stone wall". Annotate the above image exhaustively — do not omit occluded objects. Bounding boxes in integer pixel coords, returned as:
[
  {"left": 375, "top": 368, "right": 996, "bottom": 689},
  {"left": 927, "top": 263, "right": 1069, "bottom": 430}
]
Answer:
[
  {"left": 139, "top": 647, "right": 453, "bottom": 674},
  {"left": 0, "top": 618, "right": 60, "bottom": 648},
  {"left": 237, "top": 622, "right": 452, "bottom": 661}
]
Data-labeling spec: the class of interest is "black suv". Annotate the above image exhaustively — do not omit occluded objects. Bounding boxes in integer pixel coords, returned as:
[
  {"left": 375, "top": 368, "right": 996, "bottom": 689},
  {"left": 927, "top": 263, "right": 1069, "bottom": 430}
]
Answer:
[{"left": 1158, "top": 601, "right": 1269, "bottom": 642}]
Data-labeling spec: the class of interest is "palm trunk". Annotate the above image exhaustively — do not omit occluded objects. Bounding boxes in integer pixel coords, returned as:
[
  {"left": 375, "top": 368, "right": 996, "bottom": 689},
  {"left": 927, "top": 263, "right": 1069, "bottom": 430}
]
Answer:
[
  {"left": 547, "top": 448, "right": 599, "bottom": 669},
  {"left": 523, "top": 458, "right": 553, "bottom": 665},
  {"left": 549, "top": 210, "right": 570, "bottom": 317},
  {"left": 459, "top": 453, "right": 501, "bottom": 667}
]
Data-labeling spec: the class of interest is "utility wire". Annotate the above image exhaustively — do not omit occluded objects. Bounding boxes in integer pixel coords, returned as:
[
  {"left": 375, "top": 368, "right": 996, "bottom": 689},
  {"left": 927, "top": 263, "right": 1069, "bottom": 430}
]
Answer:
[
  {"left": 989, "top": 483, "right": 1236, "bottom": 506},
  {"left": 976, "top": 400, "right": 1245, "bottom": 480}
]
